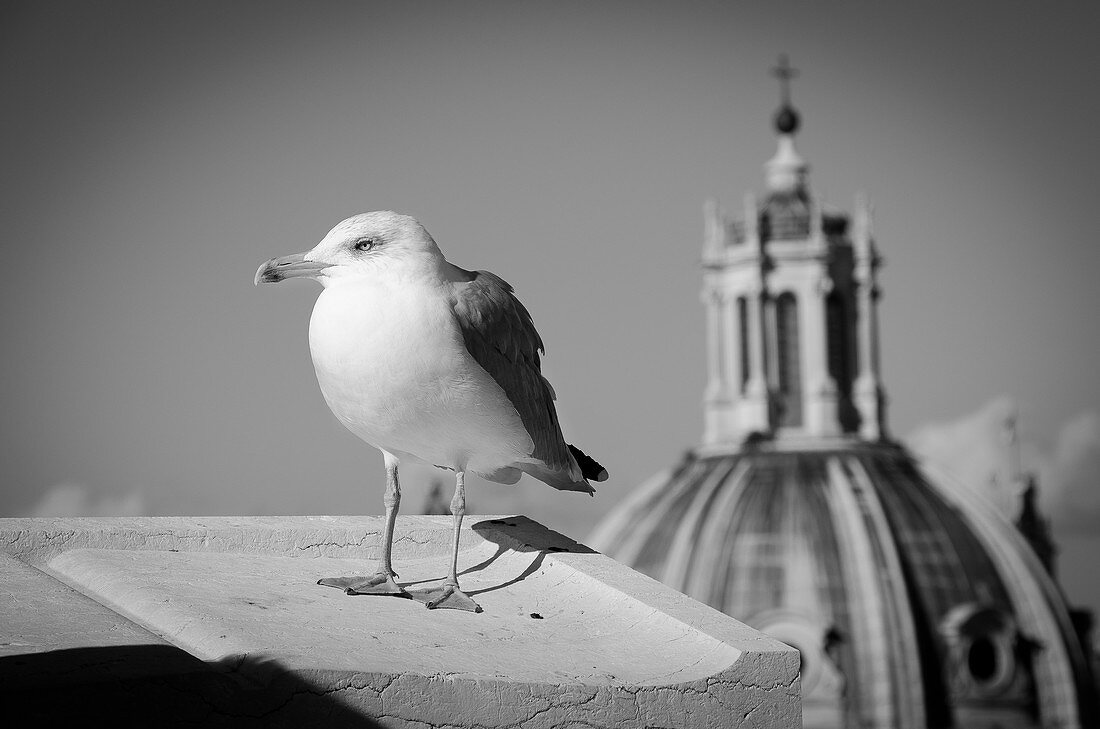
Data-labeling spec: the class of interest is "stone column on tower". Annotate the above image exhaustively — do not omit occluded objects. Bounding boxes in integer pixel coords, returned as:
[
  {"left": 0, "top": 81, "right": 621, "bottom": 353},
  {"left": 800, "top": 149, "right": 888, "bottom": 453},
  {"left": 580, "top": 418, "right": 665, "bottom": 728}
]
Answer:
[
  {"left": 803, "top": 278, "right": 841, "bottom": 437},
  {"left": 721, "top": 293, "right": 740, "bottom": 401},
  {"left": 740, "top": 283, "right": 772, "bottom": 434},
  {"left": 703, "top": 288, "right": 725, "bottom": 400},
  {"left": 853, "top": 193, "right": 886, "bottom": 441},
  {"left": 702, "top": 198, "right": 739, "bottom": 445},
  {"left": 739, "top": 190, "right": 772, "bottom": 436},
  {"left": 801, "top": 197, "right": 840, "bottom": 437}
]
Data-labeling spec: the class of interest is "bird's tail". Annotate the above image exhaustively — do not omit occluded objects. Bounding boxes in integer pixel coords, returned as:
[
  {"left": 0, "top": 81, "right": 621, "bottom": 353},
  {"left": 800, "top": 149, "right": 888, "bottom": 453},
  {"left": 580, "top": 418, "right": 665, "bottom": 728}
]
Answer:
[
  {"left": 518, "top": 445, "right": 606, "bottom": 495},
  {"left": 568, "top": 444, "right": 608, "bottom": 483}
]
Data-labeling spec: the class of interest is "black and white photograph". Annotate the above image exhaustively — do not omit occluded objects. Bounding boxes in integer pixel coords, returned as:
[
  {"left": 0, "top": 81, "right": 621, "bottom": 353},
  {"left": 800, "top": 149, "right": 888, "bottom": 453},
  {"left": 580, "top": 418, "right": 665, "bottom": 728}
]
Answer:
[{"left": 2, "top": 1, "right": 1098, "bottom": 726}]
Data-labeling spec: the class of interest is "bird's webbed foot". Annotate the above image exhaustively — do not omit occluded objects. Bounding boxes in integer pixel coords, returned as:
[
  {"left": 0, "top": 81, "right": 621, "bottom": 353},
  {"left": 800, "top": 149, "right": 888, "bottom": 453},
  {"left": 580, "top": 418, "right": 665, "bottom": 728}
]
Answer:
[
  {"left": 418, "top": 580, "right": 482, "bottom": 613},
  {"left": 318, "top": 571, "right": 408, "bottom": 596}
]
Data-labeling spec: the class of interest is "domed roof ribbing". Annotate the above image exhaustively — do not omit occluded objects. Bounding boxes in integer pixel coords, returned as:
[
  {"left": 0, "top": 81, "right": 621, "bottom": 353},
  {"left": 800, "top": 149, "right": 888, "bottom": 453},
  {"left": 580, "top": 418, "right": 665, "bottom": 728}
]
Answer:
[{"left": 590, "top": 442, "right": 1097, "bottom": 727}]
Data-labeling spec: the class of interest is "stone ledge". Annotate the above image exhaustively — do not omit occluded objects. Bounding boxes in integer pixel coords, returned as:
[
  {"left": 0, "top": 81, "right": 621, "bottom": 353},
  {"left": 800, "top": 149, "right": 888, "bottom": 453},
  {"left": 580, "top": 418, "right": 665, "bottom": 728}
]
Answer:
[{"left": 0, "top": 515, "right": 800, "bottom": 727}]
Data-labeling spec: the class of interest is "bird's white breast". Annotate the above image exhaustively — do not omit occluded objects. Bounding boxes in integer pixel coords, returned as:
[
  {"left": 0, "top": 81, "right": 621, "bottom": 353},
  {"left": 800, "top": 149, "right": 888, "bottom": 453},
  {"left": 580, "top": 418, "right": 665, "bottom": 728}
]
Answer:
[{"left": 307, "top": 278, "right": 532, "bottom": 472}]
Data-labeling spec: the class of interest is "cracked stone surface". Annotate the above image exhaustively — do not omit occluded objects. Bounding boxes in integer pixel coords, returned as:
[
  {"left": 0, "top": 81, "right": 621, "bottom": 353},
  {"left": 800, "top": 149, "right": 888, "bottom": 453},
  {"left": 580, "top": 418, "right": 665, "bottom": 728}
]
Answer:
[{"left": 0, "top": 515, "right": 800, "bottom": 727}]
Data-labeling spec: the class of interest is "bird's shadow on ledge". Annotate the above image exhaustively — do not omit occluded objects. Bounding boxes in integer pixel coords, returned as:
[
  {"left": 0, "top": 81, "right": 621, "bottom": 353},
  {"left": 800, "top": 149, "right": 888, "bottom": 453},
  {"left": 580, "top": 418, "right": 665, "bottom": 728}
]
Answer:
[
  {"left": 470, "top": 515, "right": 597, "bottom": 556},
  {"left": 392, "top": 516, "right": 596, "bottom": 598},
  {"left": 467, "top": 516, "right": 596, "bottom": 597}
]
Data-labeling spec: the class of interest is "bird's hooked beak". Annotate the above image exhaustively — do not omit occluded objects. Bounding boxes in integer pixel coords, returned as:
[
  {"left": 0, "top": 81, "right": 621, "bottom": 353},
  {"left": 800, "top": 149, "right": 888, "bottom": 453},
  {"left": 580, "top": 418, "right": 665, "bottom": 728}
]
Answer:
[{"left": 254, "top": 252, "right": 329, "bottom": 284}]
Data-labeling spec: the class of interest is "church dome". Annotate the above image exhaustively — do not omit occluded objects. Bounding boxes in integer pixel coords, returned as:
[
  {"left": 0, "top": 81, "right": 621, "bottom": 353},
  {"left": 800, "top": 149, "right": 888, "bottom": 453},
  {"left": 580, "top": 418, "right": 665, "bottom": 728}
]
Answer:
[
  {"left": 596, "top": 59, "right": 1098, "bottom": 728},
  {"left": 590, "top": 442, "right": 1097, "bottom": 728}
]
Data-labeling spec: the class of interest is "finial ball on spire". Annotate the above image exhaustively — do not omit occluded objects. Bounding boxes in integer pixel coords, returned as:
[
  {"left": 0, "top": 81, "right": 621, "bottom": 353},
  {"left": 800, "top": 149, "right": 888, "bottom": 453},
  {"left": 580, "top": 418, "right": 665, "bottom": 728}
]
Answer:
[
  {"left": 771, "top": 54, "right": 801, "bottom": 135},
  {"left": 774, "top": 105, "right": 800, "bottom": 134}
]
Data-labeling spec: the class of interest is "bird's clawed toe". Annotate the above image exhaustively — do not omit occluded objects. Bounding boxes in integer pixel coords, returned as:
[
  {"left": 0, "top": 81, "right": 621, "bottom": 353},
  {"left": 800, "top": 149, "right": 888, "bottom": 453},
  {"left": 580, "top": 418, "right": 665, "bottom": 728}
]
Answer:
[
  {"left": 318, "top": 572, "right": 408, "bottom": 596},
  {"left": 417, "top": 583, "right": 482, "bottom": 613}
]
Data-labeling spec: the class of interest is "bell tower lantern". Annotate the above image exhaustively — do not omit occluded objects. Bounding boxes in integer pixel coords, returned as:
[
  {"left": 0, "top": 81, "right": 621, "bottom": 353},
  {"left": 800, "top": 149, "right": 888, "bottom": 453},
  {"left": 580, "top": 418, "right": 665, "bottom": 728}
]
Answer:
[{"left": 701, "top": 56, "right": 887, "bottom": 447}]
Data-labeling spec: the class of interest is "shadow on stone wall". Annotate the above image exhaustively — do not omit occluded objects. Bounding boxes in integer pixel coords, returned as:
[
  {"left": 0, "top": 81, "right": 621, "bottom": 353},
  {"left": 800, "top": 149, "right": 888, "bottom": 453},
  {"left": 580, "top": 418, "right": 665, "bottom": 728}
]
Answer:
[{"left": 1, "top": 644, "right": 385, "bottom": 727}]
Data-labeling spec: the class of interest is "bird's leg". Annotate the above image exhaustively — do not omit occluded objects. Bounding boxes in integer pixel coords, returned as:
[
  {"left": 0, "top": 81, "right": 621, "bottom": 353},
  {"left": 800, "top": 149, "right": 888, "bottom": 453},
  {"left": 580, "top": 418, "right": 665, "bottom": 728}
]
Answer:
[
  {"left": 376, "top": 451, "right": 402, "bottom": 581},
  {"left": 318, "top": 452, "right": 407, "bottom": 596},
  {"left": 425, "top": 471, "right": 482, "bottom": 612}
]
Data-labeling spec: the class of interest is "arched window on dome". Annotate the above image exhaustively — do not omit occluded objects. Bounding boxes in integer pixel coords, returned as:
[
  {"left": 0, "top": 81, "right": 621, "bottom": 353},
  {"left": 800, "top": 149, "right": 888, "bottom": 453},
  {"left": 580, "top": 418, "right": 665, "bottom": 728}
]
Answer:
[
  {"left": 776, "top": 292, "right": 802, "bottom": 427},
  {"left": 939, "top": 603, "right": 1036, "bottom": 721}
]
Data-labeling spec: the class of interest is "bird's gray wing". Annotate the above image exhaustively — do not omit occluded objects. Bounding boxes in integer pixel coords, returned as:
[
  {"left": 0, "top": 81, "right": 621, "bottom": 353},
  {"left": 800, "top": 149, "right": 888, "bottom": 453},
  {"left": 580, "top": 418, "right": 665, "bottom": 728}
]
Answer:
[{"left": 450, "top": 269, "right": 578, "bottom": 477}]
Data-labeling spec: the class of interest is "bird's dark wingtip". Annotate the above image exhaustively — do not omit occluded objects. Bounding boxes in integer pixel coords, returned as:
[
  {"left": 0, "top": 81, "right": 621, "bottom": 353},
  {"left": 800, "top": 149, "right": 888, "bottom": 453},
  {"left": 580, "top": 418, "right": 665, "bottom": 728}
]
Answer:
[{"left": 568, "top": 444, "right": 608, "bottom": 484}]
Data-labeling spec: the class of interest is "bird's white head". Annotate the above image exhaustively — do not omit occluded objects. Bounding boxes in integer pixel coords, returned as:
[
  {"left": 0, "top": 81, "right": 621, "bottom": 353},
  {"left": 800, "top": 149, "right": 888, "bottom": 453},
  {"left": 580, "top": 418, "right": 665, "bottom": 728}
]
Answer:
[{"left": 254, "top": 211, "right": 444, "bottom": 287}]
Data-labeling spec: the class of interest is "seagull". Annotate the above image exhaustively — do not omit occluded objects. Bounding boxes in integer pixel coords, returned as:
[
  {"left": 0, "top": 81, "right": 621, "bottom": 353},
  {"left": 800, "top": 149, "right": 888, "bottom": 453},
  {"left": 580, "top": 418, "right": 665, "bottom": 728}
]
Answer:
[{"left": 255, "top": 211, "right": 607, "bottom": 612}]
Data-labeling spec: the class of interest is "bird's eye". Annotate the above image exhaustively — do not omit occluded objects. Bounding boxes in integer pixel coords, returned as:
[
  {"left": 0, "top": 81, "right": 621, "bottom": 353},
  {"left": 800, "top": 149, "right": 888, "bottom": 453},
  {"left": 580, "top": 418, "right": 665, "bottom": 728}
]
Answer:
[{"left": 354, "top": 238, "right": 376, "bottom": 252}]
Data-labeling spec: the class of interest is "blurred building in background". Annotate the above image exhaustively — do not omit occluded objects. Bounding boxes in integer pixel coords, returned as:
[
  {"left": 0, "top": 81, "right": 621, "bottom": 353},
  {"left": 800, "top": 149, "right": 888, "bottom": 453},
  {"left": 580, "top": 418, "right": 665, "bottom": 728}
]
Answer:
[
  {"left": 590, "top": 60, "right": 1098, "bottom": 729},
  {"left": 421, "top": 479, "right": 452, "bottom": 516}
]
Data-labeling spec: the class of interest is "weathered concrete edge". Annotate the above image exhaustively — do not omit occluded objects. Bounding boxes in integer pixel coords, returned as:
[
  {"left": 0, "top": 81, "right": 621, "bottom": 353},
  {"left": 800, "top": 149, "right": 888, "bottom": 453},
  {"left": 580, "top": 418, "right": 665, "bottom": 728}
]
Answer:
[
  {"left": 0, "top": 514, "right": 799, "bottom": 669},
  {"left": 0, "top": 515, "right": 452, "bottom": 566},
  {"left": 488, "top": 517, "right": 802, "bottom": 722},
  {"left": 0, "top": 515, "right": 801, "bottom": 727},
  {"left": 0, "top": 514, "right": 794, "bottom": 653},
  {"left": 0, "top": 552, "right": 208, "bottom": 684}
]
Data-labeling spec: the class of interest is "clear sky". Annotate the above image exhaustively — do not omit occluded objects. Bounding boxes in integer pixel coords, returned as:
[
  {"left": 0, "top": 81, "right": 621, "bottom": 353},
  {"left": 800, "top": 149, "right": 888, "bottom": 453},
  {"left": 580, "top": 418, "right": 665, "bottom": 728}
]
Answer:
[{"left": 3, "top": 1, "right": 1098, "bottom": 617}]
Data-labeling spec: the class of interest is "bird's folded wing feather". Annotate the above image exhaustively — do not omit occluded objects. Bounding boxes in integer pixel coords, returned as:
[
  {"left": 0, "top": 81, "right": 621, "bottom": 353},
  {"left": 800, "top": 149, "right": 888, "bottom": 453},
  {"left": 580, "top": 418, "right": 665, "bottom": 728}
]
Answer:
[{"left": 450, "top": 270, "right": 575, "bottom": 473}]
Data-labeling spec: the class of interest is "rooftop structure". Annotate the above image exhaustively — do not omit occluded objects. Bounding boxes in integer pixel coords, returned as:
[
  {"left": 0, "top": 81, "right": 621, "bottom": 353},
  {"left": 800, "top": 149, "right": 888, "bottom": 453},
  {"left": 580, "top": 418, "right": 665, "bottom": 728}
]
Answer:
[{"left": 591, "top": 59, "right": 1098, "bottom": 728}]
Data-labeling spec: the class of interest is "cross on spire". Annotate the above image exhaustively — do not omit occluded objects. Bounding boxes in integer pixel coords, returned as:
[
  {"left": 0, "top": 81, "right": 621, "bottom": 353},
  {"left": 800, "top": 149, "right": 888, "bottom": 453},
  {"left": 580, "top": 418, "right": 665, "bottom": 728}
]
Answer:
[{"left": 771, "top": 54, "right": 798, "bottom": 106}]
